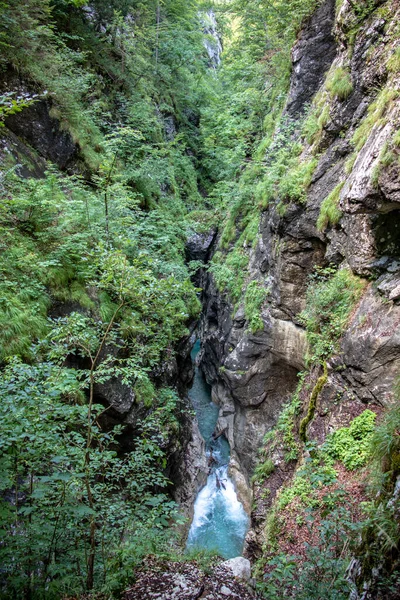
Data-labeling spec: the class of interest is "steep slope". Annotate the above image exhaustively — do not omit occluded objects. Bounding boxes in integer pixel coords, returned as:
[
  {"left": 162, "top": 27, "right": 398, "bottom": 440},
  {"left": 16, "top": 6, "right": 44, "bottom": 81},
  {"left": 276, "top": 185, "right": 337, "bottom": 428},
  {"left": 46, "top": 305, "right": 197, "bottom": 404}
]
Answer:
[{"left": 0, "top": 1, "right": 215, "bottom": 596}]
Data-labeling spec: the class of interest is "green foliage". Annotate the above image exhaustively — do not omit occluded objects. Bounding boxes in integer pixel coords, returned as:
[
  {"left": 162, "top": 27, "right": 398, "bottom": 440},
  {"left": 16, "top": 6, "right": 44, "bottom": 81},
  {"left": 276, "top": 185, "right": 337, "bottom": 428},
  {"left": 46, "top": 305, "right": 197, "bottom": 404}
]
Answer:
[
  {"left": 277, "top": 454, "right": 337, "bottom": 510},
  {"left": 253, "top": 126, "right": 307, "bottom": 210},
  {"left": 0, "top": 355, "right": 180, "bottom": 597},
  {"left": 317, "top": 182, "right": 344, "bottom": 231},
  {"left": 0, "top": 91, "right": 39, "bottom": 125},
  {"left": 0, "top": 167, "right": 200, "bottom": 364},
  {"left": 210, "top": 247, "right": 249, "bottom": 304},
  {"left": 260, "top": 505, "right": 354, "bottom": 599},
  {"left": 244, "top": 280, "right": 268, "bottom": 333},
  {"left": 387, "top": 46, "right": 400, "bottom": 72},
  {"left": 0, "top": 5, "right": 212, "bottom": 595},
  {"left": 252, "top": 459, "right": 275, "bottom": 484},
  {"left": 324, "top": 410, "right": 377, "bottom": 470},
  {"left": 300, "top": 267, "right": 365, "bottom": 363},
  {"left": 371, "top": 400, "right": 400, "bottom": 483},
  {"left": 278, "top": 157, "right": 318, "bottom": 204},
  {"left": 302, "top": 91, "right": 330, "bottom": 147},
  {"left": 352, "top": 392, "right": 400, "bottom": 597},
  {"left": 201, "top": 0, "right": 320, "bottom": 307},
  {"left": 352, "top": 87, "right": 399, "bottom": 151},
  {"left": 326, "top": 67, "right": 354, "bottom": 100},
  {"left": 135, "top": 375, "right": 156, "bottom": 408},
  {"left": 276, "top": 372, "right": 306, "bottom": 461}
]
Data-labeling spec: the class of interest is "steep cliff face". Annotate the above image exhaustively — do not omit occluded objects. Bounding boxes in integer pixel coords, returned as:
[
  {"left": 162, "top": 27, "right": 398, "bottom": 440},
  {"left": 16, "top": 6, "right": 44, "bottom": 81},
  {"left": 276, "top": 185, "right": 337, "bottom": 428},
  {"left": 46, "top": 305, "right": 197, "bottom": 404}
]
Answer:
[
  {"left": 284, "top": 0, "right": 337, "bottom": 117},
  {"left": 198, "top": 0, "right": 400, "bottom": 581}
]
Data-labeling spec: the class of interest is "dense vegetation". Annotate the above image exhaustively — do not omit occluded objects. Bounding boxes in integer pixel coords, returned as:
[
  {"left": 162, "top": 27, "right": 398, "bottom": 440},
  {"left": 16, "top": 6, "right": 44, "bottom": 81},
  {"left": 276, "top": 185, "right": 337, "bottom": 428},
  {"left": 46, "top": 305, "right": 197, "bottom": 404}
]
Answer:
[{"left": 0, "top": 0, "right": 213, "bottom": 596}]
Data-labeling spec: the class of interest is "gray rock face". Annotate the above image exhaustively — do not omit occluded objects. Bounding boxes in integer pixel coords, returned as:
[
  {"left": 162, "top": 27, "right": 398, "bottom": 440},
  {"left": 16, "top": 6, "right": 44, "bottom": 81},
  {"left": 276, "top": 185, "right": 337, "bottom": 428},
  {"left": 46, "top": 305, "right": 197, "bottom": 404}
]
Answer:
[
  {"left": 186, "top": 228, "right": 218, "bottom": 263},
  {"left": 284, "top": 0, "right": 337, "bottom": 117},
  {"left": 340, "top": 286, "right": 400, "bottom": 406},
  {"left": 196, "top": 1, "right": 400, "bottom": 555},
  {"left": 5, "top": 100, "right": 78, "bottom": 170},
  {"left": 171, "top": 416, "right": 208, "bottom": 523},
  {"left": 200, "top": 9, "right": 223, "bottom": 69},
  {"left": 200, "top": 269, "right": 307, "bottom": 479}
]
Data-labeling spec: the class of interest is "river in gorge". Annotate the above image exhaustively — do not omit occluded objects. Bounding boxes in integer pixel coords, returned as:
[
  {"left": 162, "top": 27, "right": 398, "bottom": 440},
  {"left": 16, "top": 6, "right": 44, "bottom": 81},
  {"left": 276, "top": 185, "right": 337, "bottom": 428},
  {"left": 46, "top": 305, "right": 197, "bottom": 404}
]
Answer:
[{"left": 186, "top": 341, "right": 249, "bottom": 559}]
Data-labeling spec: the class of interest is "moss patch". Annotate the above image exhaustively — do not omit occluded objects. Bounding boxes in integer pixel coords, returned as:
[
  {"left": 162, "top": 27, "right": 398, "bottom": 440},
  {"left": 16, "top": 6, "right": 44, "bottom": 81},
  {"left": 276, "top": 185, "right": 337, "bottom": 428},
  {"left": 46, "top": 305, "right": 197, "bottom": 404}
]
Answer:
[{"left": 299, "top": 362, "right": 328, "bottom": 443}]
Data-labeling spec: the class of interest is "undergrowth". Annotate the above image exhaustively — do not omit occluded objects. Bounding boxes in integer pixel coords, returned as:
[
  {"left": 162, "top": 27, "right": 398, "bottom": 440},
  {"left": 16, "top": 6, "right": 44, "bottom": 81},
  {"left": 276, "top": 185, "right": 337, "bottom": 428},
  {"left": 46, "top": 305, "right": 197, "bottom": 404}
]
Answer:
[
  {"left": 244, "top": 281, "right": 269, "bottom": 333},
  {"left": 300, "top": 266, "right": 366, "bottom": 364}
]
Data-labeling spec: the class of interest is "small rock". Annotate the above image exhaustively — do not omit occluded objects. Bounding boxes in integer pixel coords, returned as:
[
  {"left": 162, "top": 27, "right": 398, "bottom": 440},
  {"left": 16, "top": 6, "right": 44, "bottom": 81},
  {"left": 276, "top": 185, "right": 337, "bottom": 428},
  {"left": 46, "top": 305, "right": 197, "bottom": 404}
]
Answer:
[
  {"left": 389, "top": 284, "right": 400, "bottom": 301},
  {"left": 220, "top": 585, "right": 233, "bottom": 596},
  {"left": 220, "top": 557, "right": 251, "bottom": 580}
]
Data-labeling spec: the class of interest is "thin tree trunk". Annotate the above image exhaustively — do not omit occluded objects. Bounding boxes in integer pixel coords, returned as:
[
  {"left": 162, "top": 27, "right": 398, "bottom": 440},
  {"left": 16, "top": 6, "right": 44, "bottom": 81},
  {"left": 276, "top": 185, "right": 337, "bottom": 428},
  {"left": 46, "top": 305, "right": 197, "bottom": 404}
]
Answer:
[
  {"left": 103, "top": 152, "right": 118, "bottom": 248},
  {"left": 85, "top": 300, "right": 125, "bottom": 590}
]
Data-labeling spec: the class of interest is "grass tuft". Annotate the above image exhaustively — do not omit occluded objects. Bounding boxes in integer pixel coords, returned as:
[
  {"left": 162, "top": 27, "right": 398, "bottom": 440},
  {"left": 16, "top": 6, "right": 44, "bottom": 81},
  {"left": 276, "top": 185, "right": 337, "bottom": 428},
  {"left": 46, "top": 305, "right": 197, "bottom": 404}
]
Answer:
[
  {"left": 317, "top": 182, "right": 344, "bottom": 231},
  {"left": 326, "top": 67, "right": 354, "bottom": 100}
]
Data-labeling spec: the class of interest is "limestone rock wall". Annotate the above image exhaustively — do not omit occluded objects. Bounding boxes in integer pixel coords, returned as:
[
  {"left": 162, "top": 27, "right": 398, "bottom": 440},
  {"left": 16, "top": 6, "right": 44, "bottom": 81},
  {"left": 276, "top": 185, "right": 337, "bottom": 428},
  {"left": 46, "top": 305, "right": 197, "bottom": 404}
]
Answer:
[{"left": 198, "top": 0, "right": 400, "bottom": 509}]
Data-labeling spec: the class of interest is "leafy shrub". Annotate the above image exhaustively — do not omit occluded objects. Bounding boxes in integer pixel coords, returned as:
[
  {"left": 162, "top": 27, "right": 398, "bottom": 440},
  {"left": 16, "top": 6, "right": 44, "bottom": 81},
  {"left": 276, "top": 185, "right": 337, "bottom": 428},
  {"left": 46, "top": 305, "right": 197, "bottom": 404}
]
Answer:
[
  {"left": 302, "top": 102, "right": 330, "bottom": 147},
  {"left": 0, "top": 357, "right": 180, "bottom": 598},
  {"left": 244, "top": 280, "right": 268, "bottom": 333},
  {"left": 387, "top": 47, "right": 400, "bottom": 73},
  {"left": 252, "top": 458, "right": 275, "bottom": 483},
  {"left": 135, "top": 375, "right": 156, "bottom": 408},
  {"left": 324, "top": 410, "right": 377, "bottom": 470},
  {"left": 371, "top": 400, "right": 400, "bottom": 482},
  {"left": 277, "top": 456, "right": 337, "bottom": 510},
  {"left": 300, "top": 267, "right": 366, "bottom": 363},
  {"left": 278, "top": 157, "right": 318, "bottom": 204},
  {"left": 277, "top": 474, "right": 313, "bottom": 509},
  {"left": 260, "top": 507, "right": 353, "bottom": 599},
  {"left": 210, "top": 248, "right": 250, "bottom": 304},
  {"left": 276, "top": 372, "right": 306, "bottom": 460},
  {"left": 352, "top": 394, "right": 400, "bottom": 598}
]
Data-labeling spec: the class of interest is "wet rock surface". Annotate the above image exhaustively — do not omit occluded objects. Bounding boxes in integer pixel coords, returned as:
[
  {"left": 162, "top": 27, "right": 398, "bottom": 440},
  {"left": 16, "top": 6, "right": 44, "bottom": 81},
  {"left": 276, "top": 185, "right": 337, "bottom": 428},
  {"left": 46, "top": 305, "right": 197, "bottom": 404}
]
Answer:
[
  {"left": 5, "top": 99, "right": 78, "bottom": 170},
  {"left": 123, "top": 560, "right": 261, "bottom": 600},
  {"left": 284, "top": 0, "right": 337, "bottom": 117},
  {"left": 172, "top": 417, "right": 208, "bottom": 520}
]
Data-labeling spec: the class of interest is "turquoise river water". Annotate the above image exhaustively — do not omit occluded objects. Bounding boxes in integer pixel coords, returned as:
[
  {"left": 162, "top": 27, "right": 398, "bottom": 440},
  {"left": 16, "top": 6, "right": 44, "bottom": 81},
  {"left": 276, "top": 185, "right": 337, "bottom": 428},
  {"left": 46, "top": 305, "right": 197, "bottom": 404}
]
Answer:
[{"left": 186, "top": 341, "right": 249, "bottom": 559}]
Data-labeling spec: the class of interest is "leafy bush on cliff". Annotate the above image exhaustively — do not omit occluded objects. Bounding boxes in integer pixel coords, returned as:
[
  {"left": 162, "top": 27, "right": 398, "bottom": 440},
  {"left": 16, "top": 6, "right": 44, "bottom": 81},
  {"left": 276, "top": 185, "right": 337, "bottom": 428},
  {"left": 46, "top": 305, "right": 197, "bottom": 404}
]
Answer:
[
  {"left": 244, "top": 280, "right": 268, "bottom": 333},
  {"left": 300, "top": 267, "right": 365, "bottom": 363},
  {"left": 260, "top": 506, "right": 353, "bottom": 599},
  {"left": 324, "top": 409, "right": 377, "bottom": 470}
]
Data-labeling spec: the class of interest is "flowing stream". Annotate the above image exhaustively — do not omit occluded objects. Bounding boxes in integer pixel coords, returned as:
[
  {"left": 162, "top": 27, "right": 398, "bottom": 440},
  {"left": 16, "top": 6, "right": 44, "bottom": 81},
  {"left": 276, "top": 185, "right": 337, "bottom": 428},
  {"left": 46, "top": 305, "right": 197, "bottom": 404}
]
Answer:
[{"left": 186, "top": 341, "right": 249, "bottom": 558}]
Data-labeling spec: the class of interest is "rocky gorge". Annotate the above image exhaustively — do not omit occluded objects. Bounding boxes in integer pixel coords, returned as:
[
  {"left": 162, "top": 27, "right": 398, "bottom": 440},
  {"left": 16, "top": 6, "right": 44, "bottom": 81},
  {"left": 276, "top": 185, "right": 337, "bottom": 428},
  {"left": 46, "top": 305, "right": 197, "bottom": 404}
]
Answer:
[
  {"left": 0, "top": 0, "right": 399, "bottom": 597},
  {"left": 180, "top": 0, "right": 400, "bottom": 595}
]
